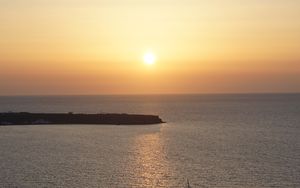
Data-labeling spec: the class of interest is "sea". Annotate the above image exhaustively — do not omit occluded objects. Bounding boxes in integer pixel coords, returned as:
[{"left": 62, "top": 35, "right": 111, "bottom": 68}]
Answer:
[{"left": 0, "top": 94, "right": 299, "bottom": 187}]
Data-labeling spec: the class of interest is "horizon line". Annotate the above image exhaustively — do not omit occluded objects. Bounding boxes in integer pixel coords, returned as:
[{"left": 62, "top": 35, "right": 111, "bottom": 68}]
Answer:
[{"left": 0, "top": 91, "right": 299, "bottom": 97}]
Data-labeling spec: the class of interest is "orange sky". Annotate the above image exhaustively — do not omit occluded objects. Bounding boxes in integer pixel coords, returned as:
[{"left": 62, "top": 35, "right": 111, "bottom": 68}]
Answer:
[{"left": 0, "top": 0, "right": 299, "bottom": 95}]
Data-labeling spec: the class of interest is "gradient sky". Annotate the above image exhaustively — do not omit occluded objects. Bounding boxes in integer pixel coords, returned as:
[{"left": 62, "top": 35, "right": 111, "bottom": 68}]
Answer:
[{"left": 1, "top": 0, "right": 299, "bottom": 95}]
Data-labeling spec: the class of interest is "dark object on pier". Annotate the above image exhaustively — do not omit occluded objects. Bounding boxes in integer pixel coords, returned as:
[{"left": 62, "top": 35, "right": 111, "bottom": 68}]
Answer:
[{"left": 0, "top": 112, "right": 165, "bottom": 125}]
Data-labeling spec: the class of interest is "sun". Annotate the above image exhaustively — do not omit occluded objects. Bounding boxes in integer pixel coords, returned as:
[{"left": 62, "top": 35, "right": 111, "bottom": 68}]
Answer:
[{"left": 143, "top": 51, "right": 156, "bottom": 65}]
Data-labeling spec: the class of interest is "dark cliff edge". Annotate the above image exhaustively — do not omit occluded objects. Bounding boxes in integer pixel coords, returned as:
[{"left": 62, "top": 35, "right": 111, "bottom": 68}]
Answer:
[{"left": 0, "top": 112, "right": 165, "bottom": 125}]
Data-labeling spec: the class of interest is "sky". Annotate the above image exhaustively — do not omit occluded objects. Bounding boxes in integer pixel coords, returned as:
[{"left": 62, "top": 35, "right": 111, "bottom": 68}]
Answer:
[{"left": 0, "top": 0, "right": 299, "bottom": 95}]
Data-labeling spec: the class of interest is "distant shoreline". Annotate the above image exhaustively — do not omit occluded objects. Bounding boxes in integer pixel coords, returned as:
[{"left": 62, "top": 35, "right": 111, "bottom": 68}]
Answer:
[{"left": 0, "top": 112, "right": 165, "bottom": 126}]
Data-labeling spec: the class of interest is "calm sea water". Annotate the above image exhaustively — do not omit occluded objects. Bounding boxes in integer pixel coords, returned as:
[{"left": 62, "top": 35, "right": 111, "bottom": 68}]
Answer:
[{"left": 0, "top": 94, "right": 299, "bottom": 187}]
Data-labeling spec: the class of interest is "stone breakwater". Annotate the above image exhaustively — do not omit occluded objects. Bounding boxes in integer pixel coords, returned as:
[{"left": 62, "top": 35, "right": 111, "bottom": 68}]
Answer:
[{"left": 0, "top": 112, "right": 165, "bottom": 125}]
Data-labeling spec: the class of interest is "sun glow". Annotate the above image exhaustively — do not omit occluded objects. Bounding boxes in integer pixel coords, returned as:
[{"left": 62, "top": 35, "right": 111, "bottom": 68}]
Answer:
[{"left": 143, "top": 51, "right": 156, "bottom": 65}]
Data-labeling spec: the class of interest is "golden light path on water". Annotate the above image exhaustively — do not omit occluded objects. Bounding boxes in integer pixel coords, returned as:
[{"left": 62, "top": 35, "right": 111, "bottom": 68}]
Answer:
[{"left": 128, "top": 124, "right": 180, "bottom": 187}]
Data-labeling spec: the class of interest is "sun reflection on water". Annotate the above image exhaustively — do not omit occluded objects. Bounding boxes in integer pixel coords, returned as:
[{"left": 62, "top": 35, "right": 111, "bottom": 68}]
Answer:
[{"left": 129, "top": 128, "right": 173, "bottom": 187}]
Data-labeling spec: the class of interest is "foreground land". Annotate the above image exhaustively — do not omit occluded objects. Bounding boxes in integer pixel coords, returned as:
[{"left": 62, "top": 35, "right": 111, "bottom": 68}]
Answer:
[{"left": 0, "top": 112, "right": 164, "bottom": 125}]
